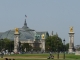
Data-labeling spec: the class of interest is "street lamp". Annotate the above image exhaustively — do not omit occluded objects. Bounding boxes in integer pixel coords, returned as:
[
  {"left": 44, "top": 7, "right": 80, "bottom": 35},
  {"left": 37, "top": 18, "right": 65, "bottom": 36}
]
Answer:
[
  {"left": 63, "top": 39, "right": 65, "bottom": 59},
  {"left": 57, "top": 38, "right": 59, "bottom": 59}
]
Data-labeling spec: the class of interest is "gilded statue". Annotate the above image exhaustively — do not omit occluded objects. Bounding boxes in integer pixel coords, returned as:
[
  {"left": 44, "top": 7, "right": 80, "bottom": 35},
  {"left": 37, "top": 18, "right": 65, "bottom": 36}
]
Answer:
[
  {"left": 70, "top": 27, "right": 73, "bottom": 32},
  {"left": 41, "top": 34, "right": 45, "bottom": 39},
  {"left": 15, "top": 28, "right": 19, "bottom": 34}
]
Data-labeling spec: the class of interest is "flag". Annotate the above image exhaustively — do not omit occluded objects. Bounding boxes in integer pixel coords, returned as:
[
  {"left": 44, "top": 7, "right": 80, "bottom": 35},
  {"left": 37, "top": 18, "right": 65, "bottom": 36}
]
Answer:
[{"left": 25, "top": 15, "right": 27, "bottom": 17}]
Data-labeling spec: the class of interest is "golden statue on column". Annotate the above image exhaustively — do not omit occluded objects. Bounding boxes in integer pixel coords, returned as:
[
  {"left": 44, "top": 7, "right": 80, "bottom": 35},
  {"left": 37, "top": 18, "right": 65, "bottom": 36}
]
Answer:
[
  {"left": 41, "top": 34, "right": 45, "bottom": 39},
  {"left": 14, "top": 28, "right": 19, "bottom": 34},
  {"left": 70, "top": 27, "right": 73, "bottom": 32}
]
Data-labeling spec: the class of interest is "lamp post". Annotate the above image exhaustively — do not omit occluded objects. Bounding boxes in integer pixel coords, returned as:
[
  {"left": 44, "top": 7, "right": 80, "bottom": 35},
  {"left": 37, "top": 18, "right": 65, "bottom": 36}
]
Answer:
[
  {"left": 63, "top": 39, "right": 65, "bottom": 59},
  {"left": 57, "top": 38, "right": 59, "bottom": 59}
]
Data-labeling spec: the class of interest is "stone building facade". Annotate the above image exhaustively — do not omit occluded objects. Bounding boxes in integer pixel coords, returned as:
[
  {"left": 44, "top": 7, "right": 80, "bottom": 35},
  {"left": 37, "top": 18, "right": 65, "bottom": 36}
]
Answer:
[{"left": 0, "top": 19, "right": 49, "bottom": 52}]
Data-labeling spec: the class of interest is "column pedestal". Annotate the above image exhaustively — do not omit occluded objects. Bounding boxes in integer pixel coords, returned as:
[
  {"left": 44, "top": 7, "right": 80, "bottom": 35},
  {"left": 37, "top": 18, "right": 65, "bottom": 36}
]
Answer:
[
  {"left": 14, "top": 34, "right": 20, "bottom": 53},
  {"left": 68, "top": 32, "right": 74, "bottom": 53},
  {"left": 41, "top": 39, "right": 45, "bottom": 52}
]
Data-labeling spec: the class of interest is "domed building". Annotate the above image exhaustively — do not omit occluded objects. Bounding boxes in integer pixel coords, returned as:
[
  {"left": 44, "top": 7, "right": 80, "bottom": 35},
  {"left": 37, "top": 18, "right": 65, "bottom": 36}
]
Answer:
[{"left": 0, "top": 19, "right": 49, "bottom": 52}]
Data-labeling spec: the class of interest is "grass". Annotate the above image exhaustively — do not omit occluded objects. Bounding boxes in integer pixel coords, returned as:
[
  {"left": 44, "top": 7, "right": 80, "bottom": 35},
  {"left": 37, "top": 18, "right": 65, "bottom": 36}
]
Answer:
[{"left": 0, "top": 53, "right": 80, "bottom": 60}]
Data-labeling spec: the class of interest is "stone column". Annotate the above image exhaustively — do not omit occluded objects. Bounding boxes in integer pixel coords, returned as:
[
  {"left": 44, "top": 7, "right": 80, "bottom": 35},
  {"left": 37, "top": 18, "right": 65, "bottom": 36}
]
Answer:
[
  {"left": 41, "top": 34, "right": 45, "bottom": 52},
  {"left": 68, "top": 27, "right": 75, "bottom": 53},
  {"left": 14, "top": 28, "right": 20, "bottom": 53},
  {"left": 41, "top": 39, "right": 45, "bottom": 52}
]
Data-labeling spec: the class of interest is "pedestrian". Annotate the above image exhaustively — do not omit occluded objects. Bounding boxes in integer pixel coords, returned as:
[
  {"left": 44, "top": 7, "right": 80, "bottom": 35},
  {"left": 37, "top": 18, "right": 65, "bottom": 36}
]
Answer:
[{"left": 47, "top": 52, "right": 54, "bottom": 59}]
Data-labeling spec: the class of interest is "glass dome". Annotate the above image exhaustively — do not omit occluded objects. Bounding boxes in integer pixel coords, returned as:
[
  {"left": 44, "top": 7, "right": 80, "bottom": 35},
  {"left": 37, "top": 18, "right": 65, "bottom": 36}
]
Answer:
[{"left": 0, "top": 20, "right": 36, "bottom": 41}]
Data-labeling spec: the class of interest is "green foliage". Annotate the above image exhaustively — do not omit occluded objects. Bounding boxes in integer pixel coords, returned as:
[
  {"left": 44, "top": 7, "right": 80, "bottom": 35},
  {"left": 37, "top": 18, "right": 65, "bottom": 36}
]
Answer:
[
  {"left": 0, "top": 38, "right": 14, "bottom": 52},
  {"left": 45, "top": 35, "right": 63, "bottom": 52},
  {"left": 45, "top": 35, "right": 69, "bottom": 52},
  {"left": 65, "top": 43, "right": 69, "bottom": 51}
]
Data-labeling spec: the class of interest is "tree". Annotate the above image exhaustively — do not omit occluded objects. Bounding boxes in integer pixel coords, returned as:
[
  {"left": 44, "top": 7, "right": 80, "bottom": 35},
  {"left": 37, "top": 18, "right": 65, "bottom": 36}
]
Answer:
[
  {"left": 0, "top": 38, "right": 14, "bottom": 52},
  {"left": 45, "top": 35, "right": 63, "bottom": 52},
  {"left": 10, "top": 41, "right": 14, "bottom": 52},
  {"left": 2, "top": 38, "right": 11, "bottom": 51},
  {"left": 65, "top": 43, "right": 69, "bottom": 51}
]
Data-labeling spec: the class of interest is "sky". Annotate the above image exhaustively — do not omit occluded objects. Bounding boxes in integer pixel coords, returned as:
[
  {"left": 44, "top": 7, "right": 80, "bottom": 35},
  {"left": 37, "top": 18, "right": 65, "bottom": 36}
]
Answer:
[{"left": 0, "top": 0, "right": 80, "bottom": 45}]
